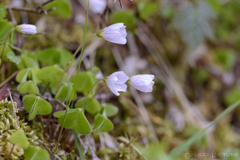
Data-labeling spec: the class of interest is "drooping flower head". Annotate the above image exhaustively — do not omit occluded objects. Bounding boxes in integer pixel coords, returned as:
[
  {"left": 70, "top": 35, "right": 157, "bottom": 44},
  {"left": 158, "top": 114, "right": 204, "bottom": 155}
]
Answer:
[
  {"left": 97, "top": 23, "right": 127, "bottom": 44},
  {"left": 89, "top": 0, "right": 107, "bottom": 14},
  {"left": 130, "top": 74, "right": 154, "bottom": 92},
  {"left": 15, "top": 24, "right": 37, "bottom": 34},
  {"left": 105, "top": 71, "right": 129, "bottom": 96}
]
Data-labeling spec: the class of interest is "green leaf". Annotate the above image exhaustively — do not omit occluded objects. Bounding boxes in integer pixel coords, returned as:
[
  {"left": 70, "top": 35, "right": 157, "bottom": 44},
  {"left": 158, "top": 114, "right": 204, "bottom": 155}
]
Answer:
[
  {"left": 94, "top": 114, "right": 114, "bottom": 132},
  {"left": 17, "top": 50, "right": 39, "bottom": 69},
  {"left": 100, "top": 103, "right": 118, "bottom": 117},
  {"left": 53, "top": 108, "right": 92, "bottom": 135},
  {"left": 0, "top": 21, "right": 13, "bottom": 43},
  {"left": 44, "top": 0, "right": 72, "bottom": 19},
  {"left": 0, "top": 3, "right": 7, "bottom": 19},
  {"left": 169, "top": 99, "right": 240, "bottom": 159},
  {"left": 38, "top": 65, "right": 68, "bottom": 93},
  {"left": 214, "top": 49, "right": 236, "bottom": 71},
  {"left": 9, "top": 130, "right": 29, "bottom": 149},
  {"left": 16, "top": 68, "right": 30, "bottom": 83},
  {"left": 24, "top": 145, "right": 50, "bottom": 160},
  {"left": 17, "top": 81, "right": 39, "bottom": 95},
  {"left": 23, "top": 95, "right": 52, "bottom": 120},
  {"left": 138, "top": 2, "right": 159, "bottom": 20},
  {"left": 55, "top": 83, "right": 76, "bottom": 102},
  {"left": 70, "top": 71, "right": 96, "bottom": 95},
  {"left": 110, "top": 10, "right": 136, "bottom": 29},
  {"left": 224, "top": 87, "right": 240, "bottom": 106},
  {"left": 37, "top": 48, "right": 74, "bottom": 68},
  {"left": 75, "top": 97, "right": 101, "bottom": 115},
  {"left": 6, "top": 51, "right": 21, "bottom": 64}
]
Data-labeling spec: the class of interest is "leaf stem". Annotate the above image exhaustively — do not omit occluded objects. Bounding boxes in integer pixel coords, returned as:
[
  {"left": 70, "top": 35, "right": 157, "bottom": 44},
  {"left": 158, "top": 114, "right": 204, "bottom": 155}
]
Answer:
[{"left": 79, "top": 79, "right": 102, "bottom": 108}]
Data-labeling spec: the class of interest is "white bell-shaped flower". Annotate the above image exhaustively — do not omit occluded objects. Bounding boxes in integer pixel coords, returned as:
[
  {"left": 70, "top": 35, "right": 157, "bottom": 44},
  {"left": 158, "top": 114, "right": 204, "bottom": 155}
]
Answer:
[
  {"left": 106, "top": 71, "right": 129, "bottom": 96},
  {"left": 15, "top": 24, "right": 37, "bottom": 34},
  {"left": 97, "top": 23, "right": 127, "bottom": 44},
  {"left": 130, "top": 74, "right": 154, "bottom": 92},
  {"left": 89, "top": 0, "right": 107, "bottom": 14}
]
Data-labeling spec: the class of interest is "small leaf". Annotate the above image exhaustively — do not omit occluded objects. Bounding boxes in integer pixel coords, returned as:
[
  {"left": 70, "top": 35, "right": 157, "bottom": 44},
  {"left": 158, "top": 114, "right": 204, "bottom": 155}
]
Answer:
[
  {"left": 6, "top": 51, "right": 21, "bottom": 64},
  {"left": 37, "top": 48, "right": 74, "bottom": 68},
  {"left": 9, "top": 130, "right": 29, "bottom": 149},
  {"left": 101, "top": 103, "right": 119, "bottom": 117},
  {"left": 55, "top": 83, "right": 76, "bottom": 102},
  {"left": 110, "top": 10, "right": 136, "bottom": 29},
  {"left": 70, "top": 71, "right": 96, "bottom": 95},
  {"left": 94, "top": 114, "right": 114, "bottom": 132},
  {"left": 0, "top": 21, "right": 13, "bottom": 43},
  {"left": 138, "top": 2, "right": 159, "bottom": 20},
  {"left": 0, "top": 3, "right": 7, "bottom": 19},
  {"left": 23, "top": 95, "right": 52, "bottom": 120},
  {"left": 44, "top": 0, "right": 72, "bottom": 19},
  {"left": 17, "top": 81, "right": 39, "bottom": 95},
  {"left": 75, "top": 97, "right": 101, "bottom": 115},
  {"left": 16, "top": 68, "right": 30, "bottom": 83},
  {"left": 24, "top": 145, "right": 50, "bottom": 160},
  {"left": 53, "top": 108, "right": 92, "bottom": 135}
]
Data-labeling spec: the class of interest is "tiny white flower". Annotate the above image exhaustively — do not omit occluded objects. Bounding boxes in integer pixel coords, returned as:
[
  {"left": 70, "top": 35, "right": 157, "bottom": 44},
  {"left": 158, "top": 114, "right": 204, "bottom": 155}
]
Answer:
[
  {"left": 89, "top": 0, "right": 107, "bottom": 14},
  {"left": 106, "top": 71, "right": 129, "bottom": 96},
  {"left": 15, "top": 24, "right": 37, "bottom": 34},
  {"left": 97, "top": 23, "right": 127, "bottom": 44},
  {"left": 130, "top": 74, "right": 154, "bottom": 92}
]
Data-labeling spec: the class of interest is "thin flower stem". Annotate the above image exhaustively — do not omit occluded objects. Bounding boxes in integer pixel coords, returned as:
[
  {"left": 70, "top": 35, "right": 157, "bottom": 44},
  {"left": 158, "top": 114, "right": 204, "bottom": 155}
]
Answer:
[
  {"left": 0, "top": 28, "right": 14, "bottom": 62},
  {"left": 79, "top": 79, "right": 102, "bottom": 108},
  {"left": 54, "top": 100, "right": 71, "bottom": 153}
]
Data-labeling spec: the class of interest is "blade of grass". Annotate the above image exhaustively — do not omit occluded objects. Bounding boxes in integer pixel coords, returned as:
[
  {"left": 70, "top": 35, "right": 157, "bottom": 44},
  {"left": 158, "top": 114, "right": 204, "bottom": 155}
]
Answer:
[
  {"left": 169, "top": 99, "right": 240, "bottom": 159},
  {"left": 72, "top": 129, "right": 85, "bottom": 160}
]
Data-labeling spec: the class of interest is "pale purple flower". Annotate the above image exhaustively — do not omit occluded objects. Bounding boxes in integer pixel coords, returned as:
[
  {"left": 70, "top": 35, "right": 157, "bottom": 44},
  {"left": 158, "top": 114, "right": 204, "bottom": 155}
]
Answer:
[
  {"left": 106, "top": 71, "right": 129, "bottom": 96},
  {"left": 97, "top": 23, "right": 127, "bottom": 44},
  {"left": 15, "top": 24, "right": 37, "bottom": 34},
  {"left": 89, "top": 0, "right": 107, "bottom": 14},
  {"left": 130, "top": 74, "right": 154, "bottom": 92}
]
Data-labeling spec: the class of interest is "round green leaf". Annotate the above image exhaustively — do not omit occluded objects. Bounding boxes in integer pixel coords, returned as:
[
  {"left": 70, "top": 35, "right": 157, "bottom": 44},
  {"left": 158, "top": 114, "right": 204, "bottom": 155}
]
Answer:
[
  {"left": 70, "top": 72, "right": 96, "bottom": 95},
  {"left": 0, "top": 21, "right": 13, "bottom": 43},
  {"left": 101, "top": 103, "right": 119, "bottom": 117},
  {"left": 24, "top": 145, "right": 50, "bottom": 160},
  {"left": 16, "top": 68, "right": 30, "bottom": 83},
  {"left": 43, "top": 0, "right": 72, "bottom": 19},
  {"left": 23, "top": 95, "right": 52, "bottom": 120},
  {"left": 54, "top": 108, "right": 92, "bottom": 135},
  {"left": 75, "top": 97, "right": 101, "bottom": 115},
  {"left": 17, "top": 81, "right": 39, "bottom": 95},
  {"left": 9, "top": 130, "right": 29, "bottom": 149},
  {"left": 37, "top": 65, "right": 68, "bottom": 84},
  {"left": 94, "top": 114, "right": 114, "bottom": 132}
]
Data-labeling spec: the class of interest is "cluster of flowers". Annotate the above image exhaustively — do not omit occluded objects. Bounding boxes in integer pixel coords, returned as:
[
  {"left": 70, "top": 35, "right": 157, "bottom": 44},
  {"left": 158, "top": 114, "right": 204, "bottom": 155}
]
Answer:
[
  {"left": 15, "top": 19, "right": 154, "bottom": 96},
  {"left": 106, "top": 71, "right": 154, "bottom": 96}
]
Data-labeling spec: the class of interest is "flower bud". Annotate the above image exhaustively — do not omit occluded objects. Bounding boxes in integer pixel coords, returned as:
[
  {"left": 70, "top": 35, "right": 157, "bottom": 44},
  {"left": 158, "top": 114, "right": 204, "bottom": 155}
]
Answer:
[{"left": 15, "top": 24, "right": 37, "bottom": 34}]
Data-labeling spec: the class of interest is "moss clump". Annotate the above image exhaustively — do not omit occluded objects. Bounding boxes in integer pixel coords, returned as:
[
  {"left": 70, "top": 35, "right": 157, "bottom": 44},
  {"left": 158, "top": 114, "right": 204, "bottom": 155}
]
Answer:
[{"left": 0, "top": 99, "right": 40, "bottom": 159}]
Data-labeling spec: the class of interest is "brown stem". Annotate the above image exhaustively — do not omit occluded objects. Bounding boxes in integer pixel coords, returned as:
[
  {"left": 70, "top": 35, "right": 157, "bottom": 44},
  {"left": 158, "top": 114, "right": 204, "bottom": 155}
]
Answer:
[
  {"left": 0, "top": 70, "right": 18, "bottom": 88},
  {"left": 8, "top": 8, "right": 17, "bottom": 26},
  {"left": 8, "top": 144, "right": 15, "bottom": 160},
  {"left": 7, "top": 89, "right": 20, "bottom": 129}
]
